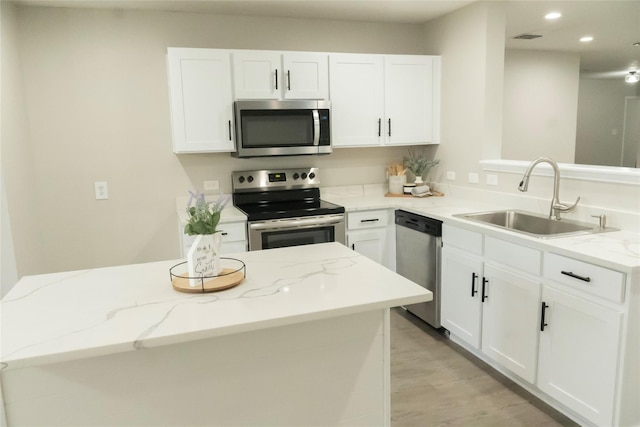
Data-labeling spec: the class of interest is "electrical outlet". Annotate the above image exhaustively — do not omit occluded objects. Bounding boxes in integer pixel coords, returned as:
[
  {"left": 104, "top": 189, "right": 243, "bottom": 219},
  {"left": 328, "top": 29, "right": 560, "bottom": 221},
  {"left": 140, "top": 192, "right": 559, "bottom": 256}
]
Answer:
[
  {"left": 204, "top": 180, "right": 219, "bottom": 191},
  {"left": 94, "top": 181, "right": 108, "bottom": 200},
  {"left": 468, "top": 173, "right": 479, "bottom": 184},
  {"left": 446, "top": 171, "right": 456, "bottom": 181},
  {"left": 486, "top": 174, "right": 499, "bottom": 186}
]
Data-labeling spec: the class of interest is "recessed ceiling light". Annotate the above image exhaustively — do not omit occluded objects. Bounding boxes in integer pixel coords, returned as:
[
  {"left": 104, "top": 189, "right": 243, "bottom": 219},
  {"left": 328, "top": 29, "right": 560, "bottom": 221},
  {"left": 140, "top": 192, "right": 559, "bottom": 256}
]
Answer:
[
  {"left": 545, "top": 12, "right": 562, "bottom": 20},
  {"left": 580, "top": 36, "right": 594, "bottom": 43}
]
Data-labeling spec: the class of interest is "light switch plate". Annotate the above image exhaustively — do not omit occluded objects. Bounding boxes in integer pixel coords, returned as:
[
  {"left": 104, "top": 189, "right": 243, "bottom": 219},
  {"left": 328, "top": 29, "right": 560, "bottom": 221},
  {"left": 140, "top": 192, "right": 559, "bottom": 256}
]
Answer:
[
  {"left": 204, "top": 180, "right": 219, "bottom": 192},
  {"left": 468, "top": 173, "right": 479, "bottom": 184},
  {"left": 446, "top": 171, "right": 456, "bottom": 181},
  {"left": 486, "top": 174, "right": 498, "bottom": 186},
  {"left": 94, "top": 181, "right": 108, "bottom": 200}
]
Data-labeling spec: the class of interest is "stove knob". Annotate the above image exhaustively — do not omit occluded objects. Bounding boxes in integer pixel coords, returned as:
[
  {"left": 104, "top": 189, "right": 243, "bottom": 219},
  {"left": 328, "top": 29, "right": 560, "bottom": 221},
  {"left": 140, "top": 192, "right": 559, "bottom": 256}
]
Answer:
[
  {"left": 247, "top": 175, "right": 254, "bottom": 183},
  {"left": 308, "top": 172, "right": 316, "bottom": 180},
  {"left": 301, "top": 172, "right": 307, "bottom": 179},
  {"left": 238, "top": 176, "right": 245, "bottom": 183},
  {"left": 293, "top": 173, "right": 300, "bottom": 180}
]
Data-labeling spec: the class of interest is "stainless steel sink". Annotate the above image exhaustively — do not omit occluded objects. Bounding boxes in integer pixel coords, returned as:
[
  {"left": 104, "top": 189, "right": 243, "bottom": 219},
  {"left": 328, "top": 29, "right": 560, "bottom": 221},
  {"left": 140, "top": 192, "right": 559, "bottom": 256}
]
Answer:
[{"left": 454, "top": 209, "right": 616, "bottom": 238}]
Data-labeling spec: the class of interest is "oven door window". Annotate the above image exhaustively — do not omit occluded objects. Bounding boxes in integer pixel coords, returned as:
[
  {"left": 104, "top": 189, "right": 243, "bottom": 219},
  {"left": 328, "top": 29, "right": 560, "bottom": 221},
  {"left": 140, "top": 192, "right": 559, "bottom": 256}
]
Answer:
[
  {"left": 241, "top": 110, "right": 313, "bottom": 147},
  {"left": 261, "top": 226, "right": 334, "bottom": 250}
]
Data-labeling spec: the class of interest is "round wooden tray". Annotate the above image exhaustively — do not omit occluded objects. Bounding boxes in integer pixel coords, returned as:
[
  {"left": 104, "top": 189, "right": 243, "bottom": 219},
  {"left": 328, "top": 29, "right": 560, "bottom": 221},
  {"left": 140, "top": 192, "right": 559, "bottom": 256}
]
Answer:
[{"left": 169, "top": 258, "right": 246, "bottom": 293}]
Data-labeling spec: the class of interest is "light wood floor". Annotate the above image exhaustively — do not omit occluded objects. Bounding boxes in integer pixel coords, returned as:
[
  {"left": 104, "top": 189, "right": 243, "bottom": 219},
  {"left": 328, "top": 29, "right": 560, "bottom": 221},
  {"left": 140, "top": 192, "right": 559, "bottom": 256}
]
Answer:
[{"left": 390, "top": 308, "right": 579, "bottom": 427}]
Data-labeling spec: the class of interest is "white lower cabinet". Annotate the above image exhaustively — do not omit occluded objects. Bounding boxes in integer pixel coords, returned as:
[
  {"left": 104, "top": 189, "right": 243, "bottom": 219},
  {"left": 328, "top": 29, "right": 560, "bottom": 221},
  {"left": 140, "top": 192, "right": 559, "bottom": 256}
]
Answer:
[
  {"left": 539, "top": 261, "right": 624, "bottom": 426},
  {"left": 441, "top": 245, "right": 483, "bottom": 347},
  {"left": 441, "top": 223, "right": 635, "bottom": 426},
  {"left": 346, "top": 209, "right": 394, "bottom": 270},
  {"left": 441, "top": 234, "right": 541, "bottom": 384},
  {"left": 481, "top": 264, "right": 541, "bottom": 383}
]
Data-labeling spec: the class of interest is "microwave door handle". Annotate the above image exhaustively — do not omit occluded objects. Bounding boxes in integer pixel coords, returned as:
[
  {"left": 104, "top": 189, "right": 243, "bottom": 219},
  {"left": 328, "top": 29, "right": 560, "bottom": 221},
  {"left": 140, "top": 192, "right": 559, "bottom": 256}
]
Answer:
[{"left": 312, "top": 109, "right": 320, "bottom": 146}]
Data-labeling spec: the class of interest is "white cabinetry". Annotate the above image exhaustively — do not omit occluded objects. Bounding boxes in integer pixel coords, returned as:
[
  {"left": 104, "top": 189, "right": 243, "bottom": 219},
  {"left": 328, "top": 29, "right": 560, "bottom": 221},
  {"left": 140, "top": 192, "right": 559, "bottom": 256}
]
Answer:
[
  {"left": 232, "top": 51, "right": 328, "bottom": 100},
  {"left": 329, "top": 54, "right": 440, "bottom": 147},
  {"left": 442, "top": 223, "right": 636, "bottom": 426},
  {"left": 167, "top": 48, "right": 235, "bottom": 153},
  {"left": 538, "top": 253, "right": 624, "bottom": 426},
  {"left": 441, "top": 225, "right": 542, "bottom": 383},
  {"left": 179, "top": 221, "right": 248, "bottom": 258},
  {"left": 346, "top": 209, "right": 394, "bottom": 270}
]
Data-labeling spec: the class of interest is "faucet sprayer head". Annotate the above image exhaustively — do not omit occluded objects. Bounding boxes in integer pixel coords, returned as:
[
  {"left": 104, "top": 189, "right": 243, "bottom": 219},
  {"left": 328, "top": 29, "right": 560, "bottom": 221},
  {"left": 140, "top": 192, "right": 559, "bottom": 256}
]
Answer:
[{"left": 518, "top": 178, "right": 529, "bottom": 192}]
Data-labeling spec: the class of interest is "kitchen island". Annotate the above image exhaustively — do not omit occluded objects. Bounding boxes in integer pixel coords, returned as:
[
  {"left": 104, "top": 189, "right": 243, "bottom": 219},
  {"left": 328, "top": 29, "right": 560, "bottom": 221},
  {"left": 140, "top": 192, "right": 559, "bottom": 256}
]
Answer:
[{"left": 0, "top": 242, "right": 431, "bottom": 426}]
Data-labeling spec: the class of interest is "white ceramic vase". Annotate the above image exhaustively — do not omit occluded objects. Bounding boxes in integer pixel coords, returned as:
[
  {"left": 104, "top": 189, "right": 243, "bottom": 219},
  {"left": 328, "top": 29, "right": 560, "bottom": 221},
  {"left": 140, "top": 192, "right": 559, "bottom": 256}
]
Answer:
[
  {"left": 414, "top": 176, "right": 424, "bottom": 185},
  {"left": 187, "top": 233, "right": 222, "bottom": 287}
]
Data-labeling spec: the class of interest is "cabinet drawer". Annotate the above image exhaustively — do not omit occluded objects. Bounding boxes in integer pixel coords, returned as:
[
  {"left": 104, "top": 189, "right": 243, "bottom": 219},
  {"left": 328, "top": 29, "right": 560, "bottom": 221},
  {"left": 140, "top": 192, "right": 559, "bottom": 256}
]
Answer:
[
  {"left": 218, "top": 221, "right": 247, "bottom": 242},
  {"left": 347, "top": 210, "right": 389, "bottom": 230},
  {"left": 485, "top": 236, "right": 541, "bottom": 276},
  {"left": 543, "top": 253, "right": 625, "bottom": 303},
  {"left": 443, "top": 224, "right": 482, "bottom": 255}
]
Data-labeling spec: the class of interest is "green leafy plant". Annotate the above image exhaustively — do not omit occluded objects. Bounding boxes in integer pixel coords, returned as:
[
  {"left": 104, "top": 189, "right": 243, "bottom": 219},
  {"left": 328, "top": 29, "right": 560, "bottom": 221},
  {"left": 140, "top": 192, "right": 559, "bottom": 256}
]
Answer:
[
  {"left": 184, "top": 192, "right": 229, "bottom": 236},
  {"left": 404, "top": 147, "right": 439, "bottom": 179}
]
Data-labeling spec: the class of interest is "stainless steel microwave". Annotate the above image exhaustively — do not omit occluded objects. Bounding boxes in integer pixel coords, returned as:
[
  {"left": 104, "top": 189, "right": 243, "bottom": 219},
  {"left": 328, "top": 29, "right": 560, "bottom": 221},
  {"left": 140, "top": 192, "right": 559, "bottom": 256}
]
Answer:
[{"left": 232, "top": 100, "right": 331, "bottom": 158}]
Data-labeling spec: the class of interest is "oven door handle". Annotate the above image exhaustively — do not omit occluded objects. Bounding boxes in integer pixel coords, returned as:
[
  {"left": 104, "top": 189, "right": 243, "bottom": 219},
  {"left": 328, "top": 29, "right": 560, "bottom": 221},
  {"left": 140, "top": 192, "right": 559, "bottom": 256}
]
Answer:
[
  {"left": 312, "top": 109, "right": 320, "bottom": 146},
  {"left": 249, "top": 215, "right": 344, "bottom": 231}
]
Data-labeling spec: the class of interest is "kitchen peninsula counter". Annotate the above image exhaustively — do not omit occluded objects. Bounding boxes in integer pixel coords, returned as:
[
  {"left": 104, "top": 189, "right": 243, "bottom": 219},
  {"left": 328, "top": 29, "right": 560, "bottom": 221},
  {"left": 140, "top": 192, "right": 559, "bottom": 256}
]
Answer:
[{"left": 1, "top": 242, "right": 430, "bottom": 426}]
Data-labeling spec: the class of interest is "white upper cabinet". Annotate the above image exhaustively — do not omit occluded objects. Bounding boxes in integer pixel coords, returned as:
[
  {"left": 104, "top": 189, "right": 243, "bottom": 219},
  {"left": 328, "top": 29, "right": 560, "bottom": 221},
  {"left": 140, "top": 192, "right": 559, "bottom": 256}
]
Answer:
[
  {"left": 232, "top": 51, "right": 328, "bottom": 100},
  {"left": 385, "top": 55, "right": 440, "bottom": 145},
  {"left": 330, "top": 53, "right": 440, "bottom": 147},
  {"left": 231, "top": 51, "right": 281, "bottom": 99},
  {"left": 329, "top": 54, "right": 385, "bottom": 147},
  {"left": 167, "top": 48, "right": 235, "bottom": 153}
]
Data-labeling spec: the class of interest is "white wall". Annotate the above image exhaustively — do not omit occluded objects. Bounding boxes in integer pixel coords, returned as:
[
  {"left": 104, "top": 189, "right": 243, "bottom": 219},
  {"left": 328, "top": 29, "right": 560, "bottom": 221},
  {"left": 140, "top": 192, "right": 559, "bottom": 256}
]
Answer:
[
  {"left": 502, "top": 49, "right": 580, "bottom": 163},
  {"left": 422, "top": 1, "right": 505, "bottom": 182},
  {"left": 10, "top": 5, "right": 427, "bottom": 275},
  {"left": 576, "top": 78, "right": 639, "bottom": 167},
  {"left": 0, "top": 1, "right": 40, "bottom": 294}
]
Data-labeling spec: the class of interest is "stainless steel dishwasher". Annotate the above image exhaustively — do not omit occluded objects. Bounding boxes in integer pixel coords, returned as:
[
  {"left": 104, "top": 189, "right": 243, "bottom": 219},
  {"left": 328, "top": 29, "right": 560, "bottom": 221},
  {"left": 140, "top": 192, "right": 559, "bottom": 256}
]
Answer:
[{"left": 395, "top": 210, "right": 442, "bottom": 328}]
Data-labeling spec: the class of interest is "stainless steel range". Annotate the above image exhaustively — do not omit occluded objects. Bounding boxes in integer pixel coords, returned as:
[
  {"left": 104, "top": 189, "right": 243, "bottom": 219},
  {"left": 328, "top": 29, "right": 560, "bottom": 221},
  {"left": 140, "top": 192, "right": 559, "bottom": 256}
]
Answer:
[{"left": 232, "top": 168, "right": 345, "bottom": 251}]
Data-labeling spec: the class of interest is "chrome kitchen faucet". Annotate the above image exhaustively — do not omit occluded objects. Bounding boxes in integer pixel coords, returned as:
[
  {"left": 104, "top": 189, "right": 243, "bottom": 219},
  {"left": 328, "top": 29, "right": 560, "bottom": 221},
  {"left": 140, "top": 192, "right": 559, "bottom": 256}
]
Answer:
[{"left": 518, "top": 157, "right": 580, "bottom": 220}]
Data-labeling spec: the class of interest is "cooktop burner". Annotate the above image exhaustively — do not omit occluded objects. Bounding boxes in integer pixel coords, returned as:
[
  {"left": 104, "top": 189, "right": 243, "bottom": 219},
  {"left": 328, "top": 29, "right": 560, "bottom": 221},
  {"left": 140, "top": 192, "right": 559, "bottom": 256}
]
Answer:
[{"left": 231, "top": 168, "right": 344, "bottom": 221}]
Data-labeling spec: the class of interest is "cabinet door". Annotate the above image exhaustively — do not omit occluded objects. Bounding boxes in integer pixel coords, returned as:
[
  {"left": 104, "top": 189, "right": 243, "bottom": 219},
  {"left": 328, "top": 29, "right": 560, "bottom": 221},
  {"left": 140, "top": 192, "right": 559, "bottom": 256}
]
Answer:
[
  {"left": 538, "top": 285, "right": 622, "bottom": 426},
  {"left": 384, "top": 55, "right": 438, "bottom": 145},
  {"left": 348, "top": 228, "right": 388, "bottom": 267},
  {"left": 232, "top": 51, "right": 281, "bottom": 100},
  {"left": 282, "top": 52, "right": 329, "bottom": 100},
  {"left": 167, "top": 48, "right": 235, "bottom": 153},
  {"left": 481, "top": 264, "right": 541, "bottom": 383},
  {"left": 329, "top": 54, "right": 385, "bottom": 147},
  {"left": 441, "top": 246, "right": 483, "bottom": 348}
]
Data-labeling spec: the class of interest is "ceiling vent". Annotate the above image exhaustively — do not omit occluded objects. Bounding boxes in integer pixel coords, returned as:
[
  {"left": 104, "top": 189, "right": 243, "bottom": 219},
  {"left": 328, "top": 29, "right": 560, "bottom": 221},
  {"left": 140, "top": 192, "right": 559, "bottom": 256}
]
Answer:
[{"left": 513, "top": 34, "right": 543, "bottom": 40}]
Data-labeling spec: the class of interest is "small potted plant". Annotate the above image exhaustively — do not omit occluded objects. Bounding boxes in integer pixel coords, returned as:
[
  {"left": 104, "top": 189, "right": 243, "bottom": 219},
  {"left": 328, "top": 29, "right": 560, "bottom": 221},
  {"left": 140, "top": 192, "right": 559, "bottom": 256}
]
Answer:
[
  {"left": 404, "top": 147, "right": 439, "bottom": 185},
  {"left": 184, "top": 191, "right": 229, "bottom": 287}
]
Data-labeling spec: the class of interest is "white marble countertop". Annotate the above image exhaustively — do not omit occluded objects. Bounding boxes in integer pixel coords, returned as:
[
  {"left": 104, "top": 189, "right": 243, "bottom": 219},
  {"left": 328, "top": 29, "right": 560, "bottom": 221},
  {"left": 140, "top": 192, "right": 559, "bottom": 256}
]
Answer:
[
  {"left": 0, "top": 243, "right": 431, "bottom": 371},
  {"left": 322, "top": 184, "right": 640, "bottom": 274}
]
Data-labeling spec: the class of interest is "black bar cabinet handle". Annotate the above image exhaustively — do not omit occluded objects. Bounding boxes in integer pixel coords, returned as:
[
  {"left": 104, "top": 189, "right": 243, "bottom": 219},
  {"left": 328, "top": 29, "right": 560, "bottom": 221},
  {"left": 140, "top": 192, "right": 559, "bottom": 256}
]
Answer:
[
  {"left": 287, "top": 70, "right": 291, "bottom": 90},
  {"left": 481, "top": 278, "right": 488, "bottom": 302},
  {"left": 388, "top": 118, "right": 391, "bottom": 137},
  {"left": 378, "top": 118, "right": 381, "bottom": 137},
  {"left": 221, "top": 232, "right": 228, "bottom": 236},
  {"left": 360, "top": 218, "right": 379, "bottom": 223},
  {"left": 471, "top": 273, "right": 478, "bottom": 297},
  {"left": 275, "top": 69, "right": 278, "bottom": 90},
  {"left": 351, "top": 244, "right": 355, "bottom": 250},
  {"left": 540, "top": 302, "right": 549, "bottom": 331},
  {"left": 561, "top": 270, "right": 591, "bottom": 282},
  {"left": 228, "top": 120, "right": 232, "bottom": 141}
]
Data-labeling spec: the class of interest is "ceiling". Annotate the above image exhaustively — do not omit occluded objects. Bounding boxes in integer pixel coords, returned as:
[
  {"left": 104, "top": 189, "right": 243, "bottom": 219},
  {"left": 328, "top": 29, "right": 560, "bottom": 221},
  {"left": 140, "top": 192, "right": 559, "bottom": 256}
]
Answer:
[{"left": 10, "top": 0, "right": 640, "bottom": 75}]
